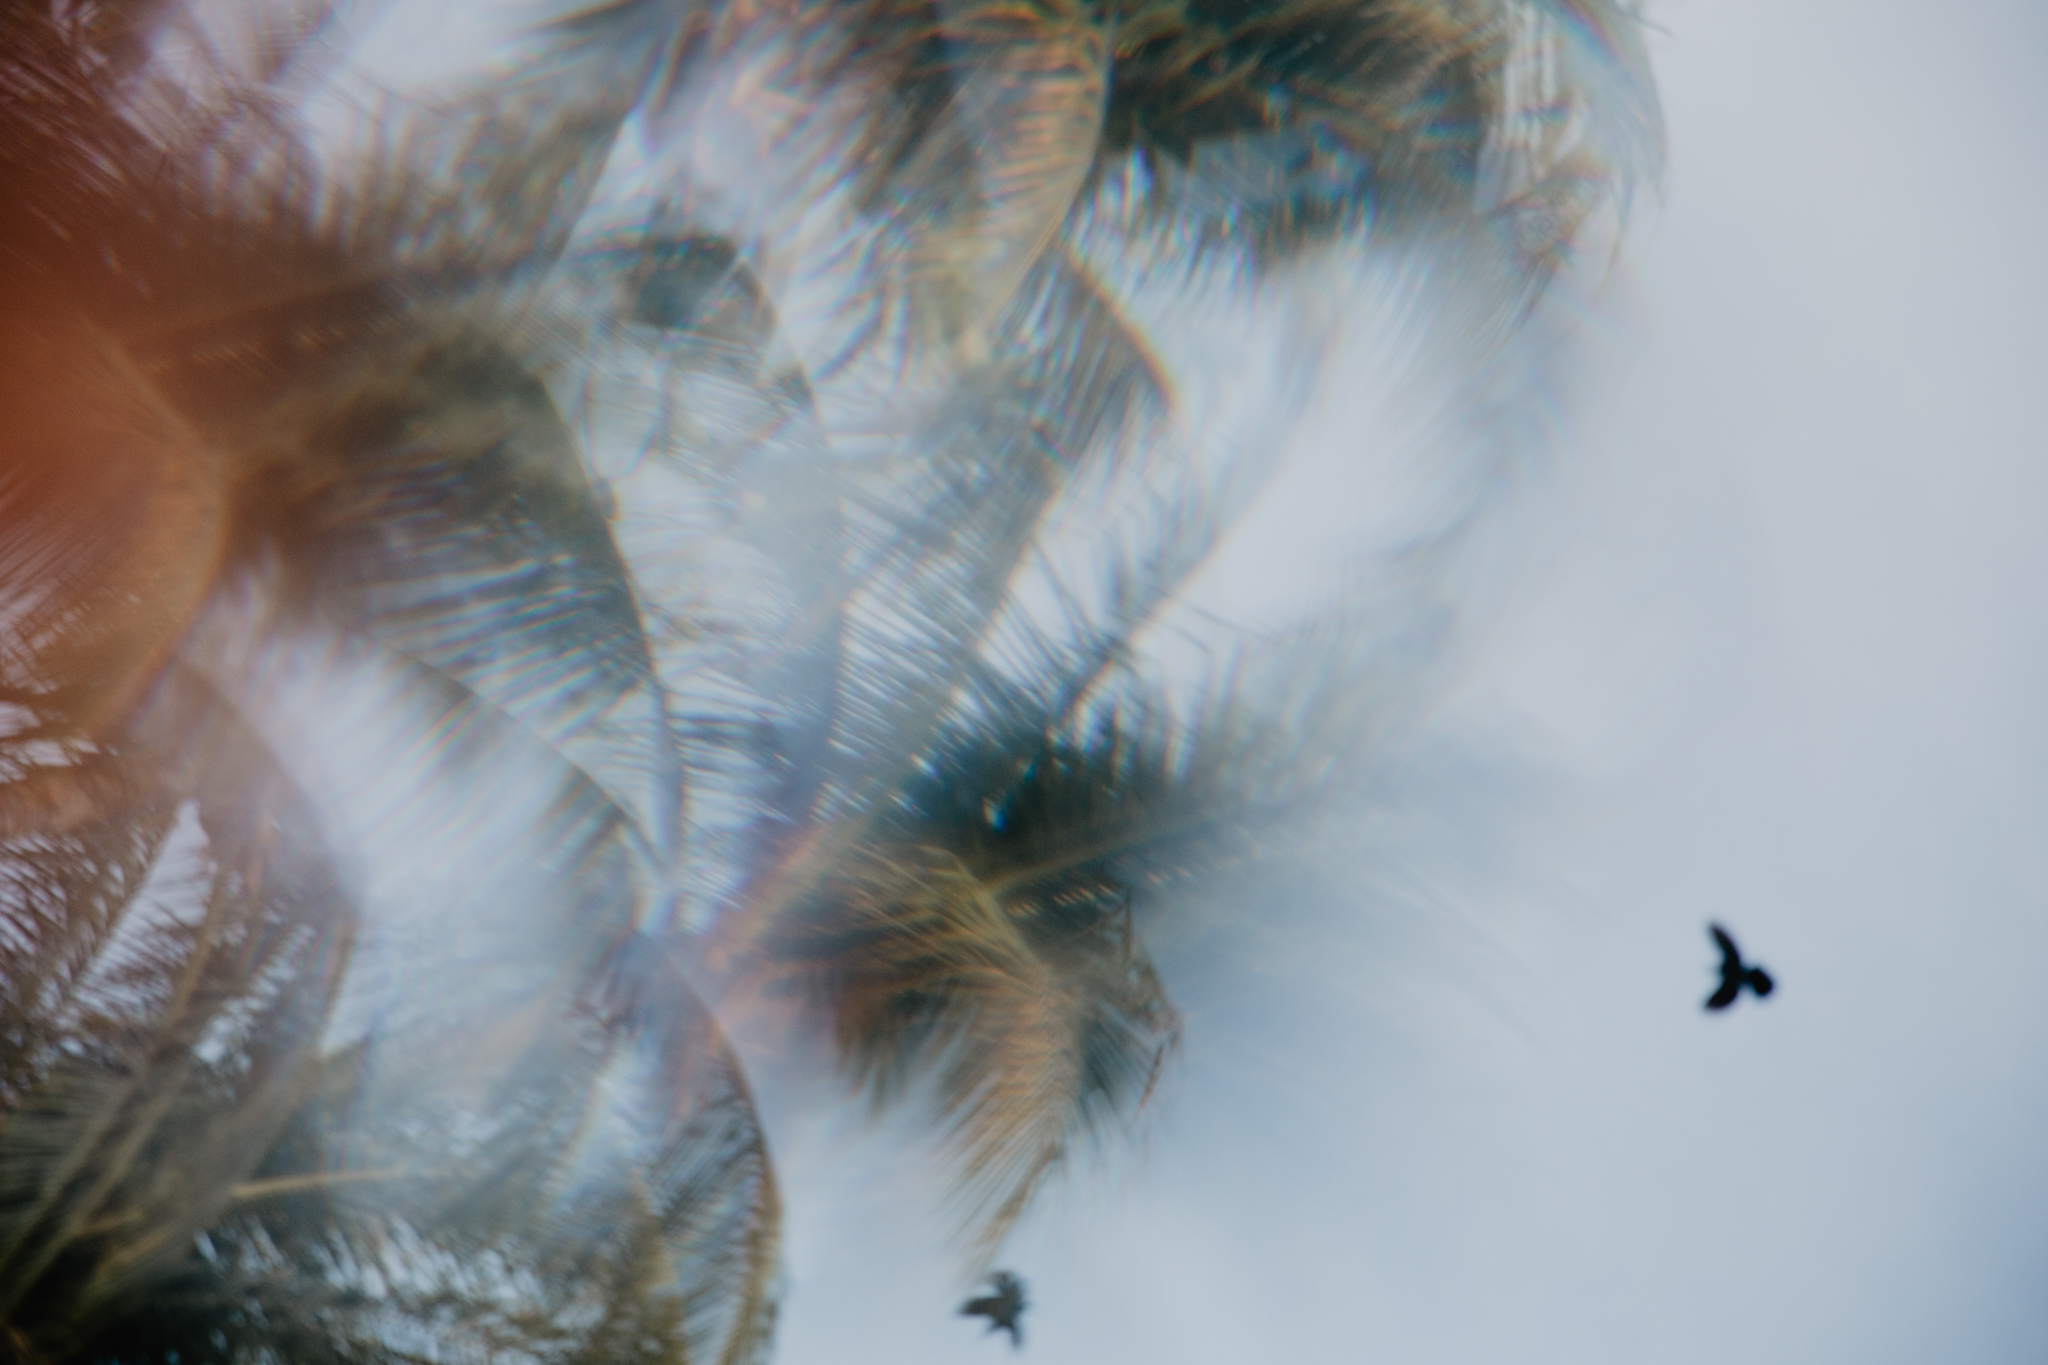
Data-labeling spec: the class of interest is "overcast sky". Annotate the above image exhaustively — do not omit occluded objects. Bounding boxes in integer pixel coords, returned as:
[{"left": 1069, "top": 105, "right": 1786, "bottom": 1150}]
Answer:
[{"left": 757, "top": 2, "right": 2048, "bottom": 1362}]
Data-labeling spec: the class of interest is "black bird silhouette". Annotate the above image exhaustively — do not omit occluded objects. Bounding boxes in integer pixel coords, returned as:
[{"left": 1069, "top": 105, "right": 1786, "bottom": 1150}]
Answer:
[
  {"left": 960, "top": 1271, "right": 1027, "bottom": 1348},
  {"left": 1706, "top": 923, "right": 1774, "bottom": 1010}
]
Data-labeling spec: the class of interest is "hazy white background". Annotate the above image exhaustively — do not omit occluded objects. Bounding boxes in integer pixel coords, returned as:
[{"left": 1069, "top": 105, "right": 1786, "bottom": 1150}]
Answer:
[{"left": 758, "top": 0, "right": 2048, "bottom": 1361}]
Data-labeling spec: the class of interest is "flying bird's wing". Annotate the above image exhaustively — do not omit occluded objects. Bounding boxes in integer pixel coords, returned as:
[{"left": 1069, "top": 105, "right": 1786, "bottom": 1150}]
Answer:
[
  {"left": 1709, "top": 923, "right": 1742, "bottom": 970},
  {"left": 962, "top": 1272, "right": 1027, "bottom": 1345},
  {"left": 1705, "top": 978, "right": 1741, "bottom": 1010}
]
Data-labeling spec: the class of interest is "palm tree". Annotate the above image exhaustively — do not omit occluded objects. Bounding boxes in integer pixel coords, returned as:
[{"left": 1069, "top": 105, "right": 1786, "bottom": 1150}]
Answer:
[
  {"left": 1, "top": 4, "right": 775, "bottom": 1359},
  {"left": 544, "top": 0, "right": 1661, "bottom": 1262},
  {"left": 0, "top": 0, "right": 1660, "bottom": 1355}
]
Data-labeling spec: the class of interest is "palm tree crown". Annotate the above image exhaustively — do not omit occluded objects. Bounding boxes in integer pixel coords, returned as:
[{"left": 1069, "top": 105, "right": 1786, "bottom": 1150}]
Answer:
[{"left": 0, "top": 0, "right": 1658, "bottom": 1358}]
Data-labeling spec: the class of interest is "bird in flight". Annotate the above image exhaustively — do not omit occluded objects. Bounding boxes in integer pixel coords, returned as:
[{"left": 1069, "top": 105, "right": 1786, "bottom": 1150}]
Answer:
[
  {"left": 961, "top": 1270, "right": 1028, "bottom": 1347},
  {"left": 1706, "top": 923, "right": 1774, "bottom": 1010}
]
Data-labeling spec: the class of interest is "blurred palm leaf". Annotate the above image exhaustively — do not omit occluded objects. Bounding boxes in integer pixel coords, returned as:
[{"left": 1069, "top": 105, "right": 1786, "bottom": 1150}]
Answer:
[
  {"left": 735, "top": 566, "right": 1423, "bottom": 1254},
  {"left": 807, "top": 0, "right": 1113, "bottom": 371},
  {"left": 0, "top": 671, "right": 355, "bottom": 1353},
  {"left": 1095, "top": 0, "right": 1660, "bottom": 253},
  {"left": 0, "top": 650, "right": 783, "bottom": 1363},
  {"left": 608, "top": 0, "right": 1656, "bottom": 389}
]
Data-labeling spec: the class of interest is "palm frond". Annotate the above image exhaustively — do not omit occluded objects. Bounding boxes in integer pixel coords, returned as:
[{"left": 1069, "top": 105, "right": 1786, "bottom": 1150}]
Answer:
[
  {"left": 0, "top": 619, "right": 787, "bottom": 1362},
  {"left": 186, "top": 935, "right": 780, "bottom": 1365},
  {"left": 0, "top": 669, "right": 354, "bottom": 1349},
  {"left": 614, "top": 0, "right": 1656, "bottom": 392},
  {"left": 272, "top": 323, "right": 689, "bottom": 887},
  {"left": 732, "top": 491, "right": 1435, "bottom": 1250},
  {"left": 799, "top": 0, "right": 1112, "bottom": 375},
  {"left": 788, "top": 245, "right": 1167, "bottom": 808},
  {"left": 551, "top": 223, "right": 1169, "bottom": 900},
  {"left": 231, "top": 635, "right": 785, "bottom": 1365},
  {"left": 0, "top": 748, "right": 180, "bottom": 1114},
  {"left": 760, "top": 834, "right": 1176, "bottom": 1263},
  {"left": 0, "top": 16, "right": 692, "bottom": 889},
  {"left": 548, "top": 230, "right": 850, "bottom": 920},
  {"left": 0, "top": 326, "right": 232, "bottom": 743},
  {"left": 1094, "top": 0, "right": 1661, "bottom": 271}
]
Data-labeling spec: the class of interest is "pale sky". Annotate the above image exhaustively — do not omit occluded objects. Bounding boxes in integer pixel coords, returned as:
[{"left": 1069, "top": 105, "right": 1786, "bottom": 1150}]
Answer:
[{"left": 757, "top": 2, "right": 2048, "bottom": 1362}]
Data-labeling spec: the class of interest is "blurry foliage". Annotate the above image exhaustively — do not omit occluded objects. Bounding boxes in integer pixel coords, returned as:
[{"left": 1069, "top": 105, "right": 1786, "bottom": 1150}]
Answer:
[{"left": 0, "top": 0, "right": 1657, "bottom": 1358}]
